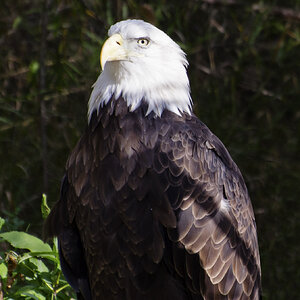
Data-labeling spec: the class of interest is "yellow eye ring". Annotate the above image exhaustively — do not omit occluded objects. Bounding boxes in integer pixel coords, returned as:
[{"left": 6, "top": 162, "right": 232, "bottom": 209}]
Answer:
[{"left": 137, "top": 38, "right": 150, "bottom": 46}]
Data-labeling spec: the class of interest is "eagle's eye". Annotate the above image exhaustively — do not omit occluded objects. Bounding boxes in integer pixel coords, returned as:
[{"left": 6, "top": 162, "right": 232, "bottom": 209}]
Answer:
[{"left": 137, "top": 38, "right": 150, "bottom": 46}]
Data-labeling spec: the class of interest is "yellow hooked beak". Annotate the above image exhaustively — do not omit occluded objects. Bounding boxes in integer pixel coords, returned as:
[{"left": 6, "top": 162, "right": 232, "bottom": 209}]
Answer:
[{"left": 100, "top": 34, "right": 127, "bottom": 70}]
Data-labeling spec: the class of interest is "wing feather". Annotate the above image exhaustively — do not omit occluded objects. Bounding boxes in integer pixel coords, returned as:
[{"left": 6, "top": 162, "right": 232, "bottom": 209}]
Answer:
[{"left": 157, "top": 112, "right": 261, "bottom": 299}]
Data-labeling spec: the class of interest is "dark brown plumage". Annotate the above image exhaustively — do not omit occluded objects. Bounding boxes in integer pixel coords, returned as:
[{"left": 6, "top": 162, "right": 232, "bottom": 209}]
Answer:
[{"left": 45, "top": 97, "right": 261, "bottom": 299}]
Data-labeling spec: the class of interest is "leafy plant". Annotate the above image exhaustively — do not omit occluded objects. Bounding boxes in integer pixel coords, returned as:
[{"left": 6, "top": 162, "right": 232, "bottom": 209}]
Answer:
[{"left": 0, "top": 199, "right": 75, "bottom": 299}]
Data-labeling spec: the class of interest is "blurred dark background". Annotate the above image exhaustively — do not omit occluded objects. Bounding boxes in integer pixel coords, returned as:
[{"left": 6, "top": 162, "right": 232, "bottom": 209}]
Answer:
[{"left": 0, "top": 0, "right": 299, "bottom": 299}]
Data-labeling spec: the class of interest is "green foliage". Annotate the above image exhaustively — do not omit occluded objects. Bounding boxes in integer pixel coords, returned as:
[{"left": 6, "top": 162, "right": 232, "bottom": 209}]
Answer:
[
  {"left": 0, "top": 196, "right": 74, "bottom": 299},
  {"left": 0, "top": 0, "right": 299, "bottom": 299},
  {"left": 0, "top": 232, "right": 74, "bottom": 299}
]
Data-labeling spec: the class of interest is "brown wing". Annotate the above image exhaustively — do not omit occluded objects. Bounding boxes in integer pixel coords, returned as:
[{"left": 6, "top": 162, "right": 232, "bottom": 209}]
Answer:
[{"left": 154, "top": 112, "right": 261, "bottom": 299}]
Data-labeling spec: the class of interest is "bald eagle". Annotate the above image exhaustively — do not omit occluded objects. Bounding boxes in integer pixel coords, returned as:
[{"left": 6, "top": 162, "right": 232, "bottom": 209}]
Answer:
[{"left": 45, "top": 20, "right": 261, "bottom": 299}]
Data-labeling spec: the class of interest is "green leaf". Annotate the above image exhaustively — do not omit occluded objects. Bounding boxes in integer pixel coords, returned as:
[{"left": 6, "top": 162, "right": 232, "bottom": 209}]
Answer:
[
  {"left": 29, "top": 257, "right": 49, "bottom": 273},
  {"left": 41, "top": 194, "right": 50, "bottom": 219},
  {"left": 19, "top": 251, "right": 59, "bottom": 264},
  {"left": 16, "top": 286, "right": 46, "bottom": 300},
  {"left": 17, "top": 260, "right": 35, "bottom": 278},
  {"left": 0, "top": 262, "right": 8, "bottom": 278},
  {"left": 0, "top": 231, "right": 52, "bottom": 252},
  {"left": 0, "top": 217, "right": 5, "bottom": 230}
]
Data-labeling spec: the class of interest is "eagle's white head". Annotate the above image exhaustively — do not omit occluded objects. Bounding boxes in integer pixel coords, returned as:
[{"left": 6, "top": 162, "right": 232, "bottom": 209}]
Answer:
[{"left": 88, "top": 19, "right": 192, "bottom": 120}]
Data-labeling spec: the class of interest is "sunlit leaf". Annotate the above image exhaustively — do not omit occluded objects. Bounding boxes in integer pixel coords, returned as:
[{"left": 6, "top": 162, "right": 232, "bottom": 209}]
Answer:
[
  {"left": 29, "top": 257, "right": 49, "bottom": 273},
  {"left": 41, "top": 194, "right": 50, "bottom": 219},
  {"left": 0, "top": 217, "right": 5, "bottom": 230},
  {"left": 16, "top": 286, "right": 47, "bottom": 300},
  {"left": 19, "top": 251, "right": 59, "bottom": 265},
  {"left": 0, "top": 231, "right": 52, "bottom": 252},
  {"left": 0, "top": 262, "right": 8, "bottom": 278}
]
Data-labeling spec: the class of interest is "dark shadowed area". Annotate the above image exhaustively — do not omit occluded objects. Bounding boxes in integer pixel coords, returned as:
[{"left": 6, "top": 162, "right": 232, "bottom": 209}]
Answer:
[{"left": 0, "top": 0, "right": 299, "bottom": 299}]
